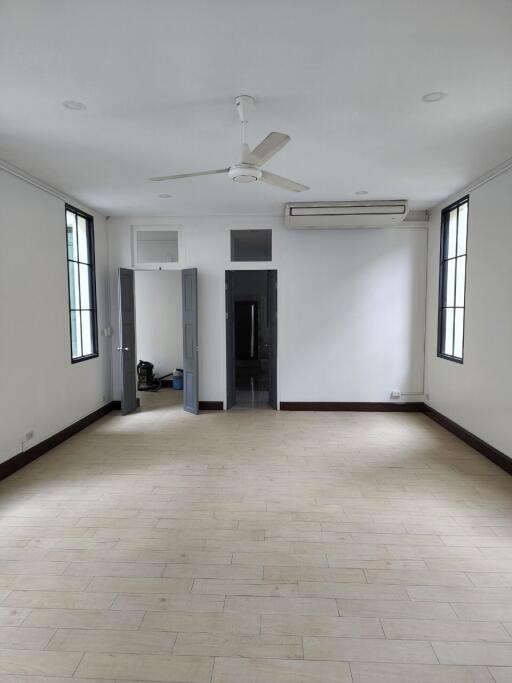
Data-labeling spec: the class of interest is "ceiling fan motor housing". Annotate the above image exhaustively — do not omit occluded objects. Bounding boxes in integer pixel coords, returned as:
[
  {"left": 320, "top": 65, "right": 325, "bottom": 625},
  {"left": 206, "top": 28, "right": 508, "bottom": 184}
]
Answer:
[{"left": 228, "top": 164, "right": 262, "bottom": 183}]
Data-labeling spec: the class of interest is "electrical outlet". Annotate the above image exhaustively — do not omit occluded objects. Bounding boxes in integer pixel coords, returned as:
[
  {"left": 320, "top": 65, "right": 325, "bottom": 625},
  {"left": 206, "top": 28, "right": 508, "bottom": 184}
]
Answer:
[
  {"left": 390, "top": 391, "right": 401, "bottom": 399},
  {"left": 24, "top": 430, "right": 34, "bottom": 442}
]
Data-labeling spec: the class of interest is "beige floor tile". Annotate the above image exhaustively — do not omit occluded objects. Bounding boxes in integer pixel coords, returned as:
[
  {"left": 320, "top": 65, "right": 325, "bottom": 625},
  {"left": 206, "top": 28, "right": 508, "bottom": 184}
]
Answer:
[
  {"left": 0, "top": 561, "right": 68, "bottom": 576},
  {"left": 382, "top": 618, "right": 511, "bottom": 641},
  {"left": 43, "top": 548, "right": 139, "bottom": 562},
  {"left": 64, "top": 561, "right": 165, "bottom": 577},
  {"left": 384, "top": 546, "right": 485, "bottom": 560},
  {"left": 261, "top": 613, "right": 383, "bottom": 638},
  {"left": 174, "top": 632, "right": 303, "bottom": 659},
  {"left": 426, "top": 558, "right": 512, "bottom": 572},
  {"left": 163, "top": 563, "right": 262, "bottom": 580},
  {"left": 0, "top": 607, "right": 31, "bottom": 626},
  {"left": 350, "top": 533, "right": 444, "bottom": 546},
  {"left": 338, "top": 598, "right": 457, "bottom": 619},
  {"left": 23, "top": 608, "right": 144, "bottom": 629},
  {"left": 304, "top": 635, "right": 437, "bottom": 663},
  {"left": 3, "top": 591, "right": 115, "bottom": 609},
  {"left": 224, "top": 595, "right": 338, "bottom": 616},
  {"left": 192, "top": 579, "right": 298, "bottom": 596},
  {"left": 468, "top": 572, "right": 512, "bottom": 587},
  {"left": 75, "top": 652, "right": 213, "bottom": 682},
  {"left": 408, "top": 586, "right": 512, "bottom": 603},
  {"left": 263, "top": 566, "right": 365, "bottom": 582},
  {"left": 211, "top": 656, "right": 352, "bottom": 683},
  {"left": 0, "top": 649, "right": 83, "bottom": 676},
  {"left": 350, "top": 662, "right": 495, "bottom": 682},
  {"left": 299, "top": 581, "right": 408, "bottom": 600},
  {"left": 453, "top": 603, "right": 512, "bottom": 621},
  {"left": 137, "top": 550, "right": 232, "bottom": 564},
  {"left": 433, "top": 641, "right": 512, "bottom": 665},
  {"left": 141, "top": 611, "right": 260, "bottom": 634},
  {"left": 47, "top": 627, "right": 176, "bottom": 654},
  {"left": 87, "top": 576, "right": 193, "bottom": 594},
  {"left": 365, "top": 569, "right": 473, "bottom": 586},
  {"left": 111, "top": 592, "right": 225, "bottom": 612},
  {"left": 233, "top": 550, "right": 329, "bottom": 566},
  {"left": 0, "top": 626, "right": 55, "bottom": 650},
  {"left": 0, "top": 575, "right": 90, "bottom": 592}
]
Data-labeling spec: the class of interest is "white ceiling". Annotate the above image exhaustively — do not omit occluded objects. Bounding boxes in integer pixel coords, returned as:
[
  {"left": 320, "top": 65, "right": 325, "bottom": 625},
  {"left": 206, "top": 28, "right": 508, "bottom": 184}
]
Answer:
[{"left": 1, "top": 0, "right": 512, "bottom": 216}]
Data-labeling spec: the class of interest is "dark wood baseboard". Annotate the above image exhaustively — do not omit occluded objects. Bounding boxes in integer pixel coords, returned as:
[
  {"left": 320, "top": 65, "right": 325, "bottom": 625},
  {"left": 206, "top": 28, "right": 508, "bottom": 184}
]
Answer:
[
  {"left": 423, "top": 404, "right": 512, "bottom": 475},
  {"left": 280, "top": 401, "right": 424, "bottom": 412},
  {"left": 0, "top": 402, "right": 116, "bottom": 482},
  {"left": 198, "top": 401, "right": 223, "bottom": 411},
  {"left": 111, "top": 398, "right": 140, "bottom": 410},
  {"left": 2, "top": 398, "right": 509, "bottom": 485}
]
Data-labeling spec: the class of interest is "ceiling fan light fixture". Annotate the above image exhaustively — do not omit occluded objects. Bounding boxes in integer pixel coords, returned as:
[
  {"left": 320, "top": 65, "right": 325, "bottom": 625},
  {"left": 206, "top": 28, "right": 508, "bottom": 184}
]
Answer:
[
  {"left": 228, "top": 164, "right": 262, "bottom": 183},
  {"left": 62, "top": 100, "right": 87, "bottom": 110},
  {"left": 421, "top": 91, "right": 446, "bottom": 103}
]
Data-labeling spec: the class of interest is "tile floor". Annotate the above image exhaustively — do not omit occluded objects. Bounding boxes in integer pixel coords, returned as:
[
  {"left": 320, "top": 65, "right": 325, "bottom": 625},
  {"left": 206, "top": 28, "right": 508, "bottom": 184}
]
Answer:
[{"left": 1, "top": 390, "right": 512, "bottom": 681}]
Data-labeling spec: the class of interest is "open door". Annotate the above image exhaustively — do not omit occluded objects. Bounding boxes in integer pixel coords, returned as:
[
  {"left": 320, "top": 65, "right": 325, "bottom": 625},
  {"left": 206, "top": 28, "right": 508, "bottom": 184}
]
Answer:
[
  {"left": 118, "top": 268, "right": 137, "bottom": 415},
  {"left": 225, "top": 271, "right": 235, "bottom": 409},
  {"left": 268, "top": 270, "right": 278, "bottom": 409},
  {"left": 182, "top": 268, "right": 199, "bottom": 414}
]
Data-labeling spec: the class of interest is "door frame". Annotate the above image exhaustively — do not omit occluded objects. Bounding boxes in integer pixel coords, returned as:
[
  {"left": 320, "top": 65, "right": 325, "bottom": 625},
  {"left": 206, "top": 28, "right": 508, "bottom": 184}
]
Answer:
[{"left": 118, "top": 267, "right": 198, "bottom": 415}]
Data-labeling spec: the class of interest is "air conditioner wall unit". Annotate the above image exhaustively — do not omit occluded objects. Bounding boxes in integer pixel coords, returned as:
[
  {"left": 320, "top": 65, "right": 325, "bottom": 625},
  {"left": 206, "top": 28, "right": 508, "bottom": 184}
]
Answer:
[{"left": 285, "top": 200, "right": 410, "bottom": 229}]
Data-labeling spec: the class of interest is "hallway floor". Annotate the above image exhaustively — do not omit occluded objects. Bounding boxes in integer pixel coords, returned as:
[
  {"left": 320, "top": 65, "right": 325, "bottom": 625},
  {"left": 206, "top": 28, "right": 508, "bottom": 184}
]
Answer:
[{"left": 1, "top": 401, "right": 512, "bottom": 682}]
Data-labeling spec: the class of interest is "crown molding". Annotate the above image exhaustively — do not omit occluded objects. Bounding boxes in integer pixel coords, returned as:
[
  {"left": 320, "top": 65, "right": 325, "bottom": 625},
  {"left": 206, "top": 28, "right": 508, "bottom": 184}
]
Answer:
[
  {"left": 0, "top": 158, "right": 105, "bottom": 217},
  {"left": 430, "top": 154, "right": 512, "bottom": 211}
]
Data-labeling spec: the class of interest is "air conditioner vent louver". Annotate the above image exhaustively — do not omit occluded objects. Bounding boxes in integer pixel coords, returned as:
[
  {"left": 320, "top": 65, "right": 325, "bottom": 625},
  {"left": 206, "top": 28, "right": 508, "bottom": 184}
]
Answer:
[{"left": 285, "top": 200, "right": 410, "bottom": 228}]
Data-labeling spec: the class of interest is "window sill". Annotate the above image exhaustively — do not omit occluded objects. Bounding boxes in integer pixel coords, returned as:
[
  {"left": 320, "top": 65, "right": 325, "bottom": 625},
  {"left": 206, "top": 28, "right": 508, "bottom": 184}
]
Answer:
[
  {"left": 71, "top": 353, "right": 99, "bottom": 364},
  {"left": 437, "top": 352, "right": 463, "bottom": 365}
]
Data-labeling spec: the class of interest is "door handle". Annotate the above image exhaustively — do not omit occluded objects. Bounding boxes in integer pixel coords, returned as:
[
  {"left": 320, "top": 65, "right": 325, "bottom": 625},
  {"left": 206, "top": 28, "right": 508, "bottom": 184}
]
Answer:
[{"left": 117, "top": 347, "right": 129, "bottom": 351}]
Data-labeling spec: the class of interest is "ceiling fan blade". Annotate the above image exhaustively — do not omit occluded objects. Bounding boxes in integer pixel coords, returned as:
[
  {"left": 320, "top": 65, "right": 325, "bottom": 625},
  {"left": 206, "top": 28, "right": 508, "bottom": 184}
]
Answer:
[
  {"left": 260, "top": 171, "right": 309, "bottom": 192},
  {"left": 246, "top": 132, "right": 290, "bottom": 165},
  {"left": 150, "top": 168, "right": 229, "bottom": 181}
]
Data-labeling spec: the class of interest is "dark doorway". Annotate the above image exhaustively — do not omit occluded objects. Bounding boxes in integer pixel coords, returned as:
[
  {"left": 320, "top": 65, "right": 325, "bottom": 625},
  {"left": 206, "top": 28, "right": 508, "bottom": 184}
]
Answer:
[{"left": 226, "top": 270, "right": 277, "bottom": 409}]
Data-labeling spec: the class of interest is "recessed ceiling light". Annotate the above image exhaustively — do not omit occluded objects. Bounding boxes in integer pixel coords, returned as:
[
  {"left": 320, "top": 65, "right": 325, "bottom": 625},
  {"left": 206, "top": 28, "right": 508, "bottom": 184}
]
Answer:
[
  {"left": 62, "top": 100, "right": 87, "bottom": 111},
  {"left": 421, "top": 91, "right": 446, "bottom": 103},
  {"left": 159, "top": 193, "right": 171, "bottom": 198},
  {"left": 355, "top": 190, "right": 368, "bottom": 195}
]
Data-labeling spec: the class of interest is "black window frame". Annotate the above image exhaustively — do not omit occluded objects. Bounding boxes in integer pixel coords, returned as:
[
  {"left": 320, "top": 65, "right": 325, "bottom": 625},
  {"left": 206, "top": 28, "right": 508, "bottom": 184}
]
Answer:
[
  {"left": 65, "top": 204, "right": 99, "bottom": 364},
  {"left": 437, "top": 195, "right": 469, "bottom": 364}
]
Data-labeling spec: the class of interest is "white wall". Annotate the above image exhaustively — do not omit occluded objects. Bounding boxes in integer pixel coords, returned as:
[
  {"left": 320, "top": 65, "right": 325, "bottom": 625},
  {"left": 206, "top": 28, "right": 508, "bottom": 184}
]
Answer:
[
  {"left": 425, "top": 168, "right": 512, "bottom": 457},
  {"left": 134, "top": 270, "right": 182, "bottom": 377},
  {"left": 0, "top": 170, "right": 112, "bottom": 465},
  {"left": 108, "top": 216, "right": 427, "bottom": 406}
]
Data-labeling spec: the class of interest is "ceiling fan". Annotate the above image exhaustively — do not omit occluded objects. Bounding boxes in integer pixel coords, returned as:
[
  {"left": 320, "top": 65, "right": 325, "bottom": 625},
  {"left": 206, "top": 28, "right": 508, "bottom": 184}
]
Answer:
[{"left": 150, "top": 95, "right": 309, "bottom": 192}]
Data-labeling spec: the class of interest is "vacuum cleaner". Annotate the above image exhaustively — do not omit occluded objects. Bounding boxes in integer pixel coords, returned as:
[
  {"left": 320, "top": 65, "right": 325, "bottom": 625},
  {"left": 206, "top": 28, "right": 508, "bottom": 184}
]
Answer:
[
  {"left": 137, "top": 361, "right": 180, "bottom": 392},
  {"left": 137, "top": 361, "right": 162, "bottom": 392}
]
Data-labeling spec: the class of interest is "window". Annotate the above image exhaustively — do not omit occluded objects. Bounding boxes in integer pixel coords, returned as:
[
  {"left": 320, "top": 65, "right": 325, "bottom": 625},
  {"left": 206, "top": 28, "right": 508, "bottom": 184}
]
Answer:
[
  {"left": 438, "top": 196, "right": 468, "bottom": 362},
  {"left": 133, "top": 227, "right": 180, "bottom": 268},
  {"left": 66, "top": 205, "right": 98, "bottom": 362},
  {"left": 231, "top": 229, "right": 272, "bottom": 261}
]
